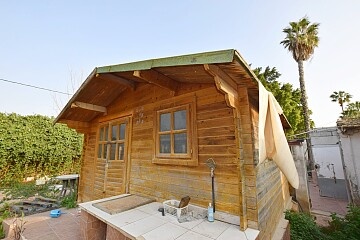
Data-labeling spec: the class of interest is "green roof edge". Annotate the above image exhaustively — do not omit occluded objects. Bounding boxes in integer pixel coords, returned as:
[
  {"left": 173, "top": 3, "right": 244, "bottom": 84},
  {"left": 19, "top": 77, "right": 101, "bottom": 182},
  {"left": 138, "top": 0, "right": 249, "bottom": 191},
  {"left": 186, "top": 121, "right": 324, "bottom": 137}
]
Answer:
[{"left": 96, "top": 49, "right": 235, "bottom": 74}]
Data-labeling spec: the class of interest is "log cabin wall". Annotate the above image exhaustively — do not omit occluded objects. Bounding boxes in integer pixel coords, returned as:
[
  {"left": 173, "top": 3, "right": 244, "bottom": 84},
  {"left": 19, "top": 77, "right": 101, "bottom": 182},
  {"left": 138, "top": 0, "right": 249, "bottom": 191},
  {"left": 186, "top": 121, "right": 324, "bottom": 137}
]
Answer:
[
  {"left": 130, "top": 83, "right": 239, "bottom": 214},
  {"left": 236, "top": 87, "right": 259, "bottom": 230},
  {"left": 255, "top": 161, "right": 290, "bottom": 240},
  {"left": 250, "top": 101, "right": 291, "bottom": 240},
  {"left": 78, "top": 82, "right": 242, "bottom": 215},
  {"left": 236, "top": 87, "right": 291, "bottom": 239},
  {"left": 78, "top": 132, "right": 97, "bottom": 202}
]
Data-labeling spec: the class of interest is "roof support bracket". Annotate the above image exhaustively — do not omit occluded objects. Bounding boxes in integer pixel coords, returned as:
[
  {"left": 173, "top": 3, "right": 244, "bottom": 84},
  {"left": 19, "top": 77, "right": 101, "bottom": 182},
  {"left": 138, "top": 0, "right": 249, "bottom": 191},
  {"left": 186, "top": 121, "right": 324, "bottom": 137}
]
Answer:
[
  {"left": 133, "top": 69, "right": 178, "bottom": 94},
  {"left": 204, "top": 64, "right": 239, "bottom": 109},
  {"left": 59, "top": 120, "right": 91, "bottom": 133},
  {"left": 71, "top": 101, "right": 107, "bottom": 114}
]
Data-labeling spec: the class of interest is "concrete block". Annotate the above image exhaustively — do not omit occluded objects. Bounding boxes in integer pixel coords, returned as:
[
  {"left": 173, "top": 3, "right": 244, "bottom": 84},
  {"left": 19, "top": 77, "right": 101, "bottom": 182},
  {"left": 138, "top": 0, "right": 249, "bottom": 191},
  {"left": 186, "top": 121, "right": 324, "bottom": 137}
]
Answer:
[{"left": 272, "top": 218, "right": 290, "bottom": 240}]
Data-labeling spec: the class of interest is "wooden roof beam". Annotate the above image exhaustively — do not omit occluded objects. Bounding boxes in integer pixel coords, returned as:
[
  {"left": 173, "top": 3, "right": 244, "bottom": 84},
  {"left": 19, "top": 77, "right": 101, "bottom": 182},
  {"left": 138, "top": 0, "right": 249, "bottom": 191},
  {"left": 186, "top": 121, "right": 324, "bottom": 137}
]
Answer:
[
  {"left": 57, "top": 120, "right": 91, "bottom": 133},
  {"left": 96, "top": 73, "right": 135, "bottom": 91},
  {"left": 71, "top": 101, "right": 107, "bottom": 114},
  {"left": 133, "top": 69, "right": 179, "bottom": 94},
  {"left": 204, "top": 64, "right": 239, "bottom": 109},
  {"left": 204, "top": 64, "right": 238, "bottom": 89}
]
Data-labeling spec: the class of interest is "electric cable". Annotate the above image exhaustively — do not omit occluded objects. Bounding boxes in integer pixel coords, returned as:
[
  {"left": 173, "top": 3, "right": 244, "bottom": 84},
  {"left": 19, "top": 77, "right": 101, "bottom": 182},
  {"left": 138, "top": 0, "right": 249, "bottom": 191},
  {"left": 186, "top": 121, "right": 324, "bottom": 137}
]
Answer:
[{"left": 0, "top": 78, "right": 71, "bottom": 95}]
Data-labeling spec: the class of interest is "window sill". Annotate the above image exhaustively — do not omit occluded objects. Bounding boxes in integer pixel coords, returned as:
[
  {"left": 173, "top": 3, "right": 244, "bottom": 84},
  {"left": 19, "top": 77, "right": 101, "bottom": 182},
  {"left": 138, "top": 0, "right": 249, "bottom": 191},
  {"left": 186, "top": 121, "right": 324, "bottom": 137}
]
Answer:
[{"left": 152, "top": 157, "right": 198, "bottom": 166}]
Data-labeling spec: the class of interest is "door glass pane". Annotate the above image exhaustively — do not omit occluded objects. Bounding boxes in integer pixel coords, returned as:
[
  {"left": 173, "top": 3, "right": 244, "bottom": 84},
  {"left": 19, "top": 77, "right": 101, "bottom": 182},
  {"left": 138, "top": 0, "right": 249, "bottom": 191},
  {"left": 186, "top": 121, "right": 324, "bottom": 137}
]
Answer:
[
  {"left": 118, "top": 143, "right": 125, "bottom": 160},
  {"left": 98, "top": 144, "right": 103, "bottom": 158},
  {"left": 105, "top": 126, "right": 109, "bottom": 141},
  {"left": 119, "top": 123, "right": 126, "bottom": 140},
  {"left": 174, "top": 133, "right": 187, "bottom": 153},
  {"left": 160, "top": 113, "right": 171, "bottom": 132},
  {"left": 99, "top": 128, "right": 104, "bottom": 141},
  {"left": 160, "top": 134, "right": 171, "bottom": 153},
  {"left": 174, "top": 110, "right": 186, "bottom": 130},
  {"left": 110, "top": 143, "right": 116, "bottom": 160},
  {"left": 104, "top": 144, "right": 108, "bottom": 159},
  {"left": 111, "top": 125, "right": 117, "bottom": 140}
]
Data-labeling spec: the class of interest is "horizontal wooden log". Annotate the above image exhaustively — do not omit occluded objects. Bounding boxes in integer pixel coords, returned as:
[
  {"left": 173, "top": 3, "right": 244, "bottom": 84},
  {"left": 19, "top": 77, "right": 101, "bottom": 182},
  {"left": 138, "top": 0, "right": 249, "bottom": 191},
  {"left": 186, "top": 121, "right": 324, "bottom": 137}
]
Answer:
[
  {"left": 133, "top": 69, "right": 179, "bottom": 93},
  {"left": 71, "top": 101, "right": 107, "bottom": 113}
]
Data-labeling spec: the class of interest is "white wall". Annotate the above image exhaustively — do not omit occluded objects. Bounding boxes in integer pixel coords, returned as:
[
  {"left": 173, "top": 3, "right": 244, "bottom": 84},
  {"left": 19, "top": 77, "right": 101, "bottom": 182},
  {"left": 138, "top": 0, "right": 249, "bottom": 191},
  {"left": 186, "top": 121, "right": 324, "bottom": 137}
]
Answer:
[
  {"left": 311, "top": 127, "right": 345, "bottom": 180},
  {"left": 290, "top": 141, "right": 311, "bottom": 212},
  {"left": 339, "top": 131, "right": 360, "bottom": 204},
  {"left": 310, "top": 127, "right": 348, "bottom": 199}
]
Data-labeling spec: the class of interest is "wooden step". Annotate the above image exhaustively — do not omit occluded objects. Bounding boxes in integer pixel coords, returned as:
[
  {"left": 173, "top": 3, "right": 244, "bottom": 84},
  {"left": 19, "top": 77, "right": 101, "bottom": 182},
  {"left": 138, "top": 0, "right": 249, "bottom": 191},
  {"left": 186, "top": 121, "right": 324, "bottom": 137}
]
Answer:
[
  {"left": 10, "top": 204, "right": 59, "bottom": 216},
  {"left": 22, "top": 200, "right": 53, "bottom": 208},
  {"left": 11, "top": 204, "right": 39, "bottom": 213},
  {"left": 35, "top": 196, "right": 58, "bottom": 203}
]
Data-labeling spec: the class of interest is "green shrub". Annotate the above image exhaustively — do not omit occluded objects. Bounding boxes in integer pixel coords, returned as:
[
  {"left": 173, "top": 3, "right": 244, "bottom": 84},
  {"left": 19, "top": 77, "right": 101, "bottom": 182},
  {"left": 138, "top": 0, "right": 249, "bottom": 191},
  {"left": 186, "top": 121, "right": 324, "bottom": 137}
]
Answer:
[
  {"left": 0, "top": 202, "right": 13, "bottom": 239},
  {"left": 322, "top": 205, "right": 360, "bottom": 240},
  {"left": 3, "top": 180, "right": 59, "bottom": 200},
  {"left": 286, "top": 205, "right": 360, "bottom": 240},
  {"left": 0, "top": 202, "right": 13, "bottom": 219},
  {"left": 0, "top": 218, "right": 5, "bottom": 239},
  {"left": 285, "top": 210, "right": 328, "bottom": 240},
  {"left": 61, "top": 193, "right": 77, "bottom": 209}
]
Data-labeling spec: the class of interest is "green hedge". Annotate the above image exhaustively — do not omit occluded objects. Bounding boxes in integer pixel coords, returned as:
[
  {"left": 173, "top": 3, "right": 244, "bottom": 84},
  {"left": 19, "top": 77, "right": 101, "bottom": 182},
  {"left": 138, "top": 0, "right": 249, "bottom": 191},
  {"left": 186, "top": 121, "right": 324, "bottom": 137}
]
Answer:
[{"left": 0, "top": 113, "right": 83, "bottom": 185}]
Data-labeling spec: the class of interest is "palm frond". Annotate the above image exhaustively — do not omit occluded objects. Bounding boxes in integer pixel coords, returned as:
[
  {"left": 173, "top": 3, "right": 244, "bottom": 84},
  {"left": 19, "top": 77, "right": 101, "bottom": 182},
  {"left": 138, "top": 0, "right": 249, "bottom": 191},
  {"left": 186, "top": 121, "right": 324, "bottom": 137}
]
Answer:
[{"left": 280, "top": 17, "right": 320, "bottom": 62}]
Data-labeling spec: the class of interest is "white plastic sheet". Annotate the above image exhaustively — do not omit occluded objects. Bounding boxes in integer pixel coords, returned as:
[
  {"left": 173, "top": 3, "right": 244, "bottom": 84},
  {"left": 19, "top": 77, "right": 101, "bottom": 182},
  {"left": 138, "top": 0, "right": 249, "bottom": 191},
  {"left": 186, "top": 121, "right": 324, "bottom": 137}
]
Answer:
[{"left": 258, "top": 84, "right": 299, "bottom": 189}]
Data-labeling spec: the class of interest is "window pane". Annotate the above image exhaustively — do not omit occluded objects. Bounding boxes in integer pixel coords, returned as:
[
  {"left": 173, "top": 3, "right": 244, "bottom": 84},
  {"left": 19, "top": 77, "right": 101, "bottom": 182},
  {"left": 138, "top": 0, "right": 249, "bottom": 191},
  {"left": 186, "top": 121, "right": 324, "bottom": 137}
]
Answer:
[
  {"left": 174, "top": 110, "right": 187, "bottom": 130},
  {"left": 105, "top": 126, "right": 109, "bottom": 141},
  {"left": 110, "top": 143, "right": 116, "bottom": 160},
  {"left": 111, "top": 125, "right": 117, "bottom": 141},
  {"left": 160, "top": 134, "right": 171, "bottom": 153},
  {"left": 98, "top": 144, "right": 103, "bottom": 158},
  {"left": 118, "top": 143, "right": 125, "bottom": 160},
  {"left": 174, "top": 133, "right": 187, "bottom": 153},
  {"left": 160, "top": 113, "right": 171, "bottom": 131},
  {"left": 119, "top": 124, "right": 126, "bottom": 140},
  {"left": 104, "top": 144, "right": 108, "bottom": 159},
  {"left": 99, "top": 128, "right": 104, "bottom": 141}
]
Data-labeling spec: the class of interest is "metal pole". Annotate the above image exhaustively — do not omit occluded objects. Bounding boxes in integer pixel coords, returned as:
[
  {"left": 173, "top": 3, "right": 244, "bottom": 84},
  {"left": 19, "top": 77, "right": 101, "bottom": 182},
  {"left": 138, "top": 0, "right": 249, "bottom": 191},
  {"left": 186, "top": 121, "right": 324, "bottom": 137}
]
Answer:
[{"left": 211, "top": 168, "right": 215, "bottom": 212}]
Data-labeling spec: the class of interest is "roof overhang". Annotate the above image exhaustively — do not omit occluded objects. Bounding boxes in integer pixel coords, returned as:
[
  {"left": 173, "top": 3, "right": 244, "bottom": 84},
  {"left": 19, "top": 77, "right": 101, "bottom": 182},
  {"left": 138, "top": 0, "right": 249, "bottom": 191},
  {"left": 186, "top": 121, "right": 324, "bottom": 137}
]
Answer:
[
  {"left": 337, "top": 118, "right": 360, "bottom": 134},
  {"left": 55, "top": 49, "right": 290, "bottom": 130}
]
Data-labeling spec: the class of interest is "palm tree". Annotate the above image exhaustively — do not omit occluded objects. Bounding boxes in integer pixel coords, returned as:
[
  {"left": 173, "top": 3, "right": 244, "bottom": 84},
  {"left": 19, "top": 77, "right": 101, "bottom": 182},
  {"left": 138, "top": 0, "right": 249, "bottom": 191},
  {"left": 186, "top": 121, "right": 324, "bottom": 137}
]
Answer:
[
  {"left": 330, "top": 91, "right": 352, "bottom": 112},
  {"left": 280, "top": 17, "right": 319, "bottom": 169}
]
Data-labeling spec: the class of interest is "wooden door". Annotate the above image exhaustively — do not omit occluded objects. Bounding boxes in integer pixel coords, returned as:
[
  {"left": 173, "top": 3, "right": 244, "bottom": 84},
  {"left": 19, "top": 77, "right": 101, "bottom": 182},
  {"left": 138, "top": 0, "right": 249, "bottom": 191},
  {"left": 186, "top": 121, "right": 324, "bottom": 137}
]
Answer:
[{"left": 97, "top": 116, "right": 131, "bottom": 197}]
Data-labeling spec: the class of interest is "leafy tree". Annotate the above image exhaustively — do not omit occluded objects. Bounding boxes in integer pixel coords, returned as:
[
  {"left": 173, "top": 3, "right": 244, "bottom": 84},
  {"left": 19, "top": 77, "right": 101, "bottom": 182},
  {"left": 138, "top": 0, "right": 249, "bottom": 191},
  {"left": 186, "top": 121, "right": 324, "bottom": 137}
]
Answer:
[
  {"left": 280, "top": 16, "right": 320, "bottom": 169},
  {"left": 253, "top": 66, "right": 308, "bottom": 137},
  {"left": 0, "top": 113, "right": 83, "bottom": 185},
  {"left": 343, "top": 101, "right": 360, "bottom": 118},
  {"left": 330, "top": 91, "right": 352, "bottom": 112}
]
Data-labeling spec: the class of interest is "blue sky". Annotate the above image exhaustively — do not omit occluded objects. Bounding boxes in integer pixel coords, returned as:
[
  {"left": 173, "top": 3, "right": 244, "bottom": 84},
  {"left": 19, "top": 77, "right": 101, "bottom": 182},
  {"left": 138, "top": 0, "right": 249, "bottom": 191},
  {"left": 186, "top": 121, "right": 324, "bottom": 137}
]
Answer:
[{"left": 1, "top": 1, "right": 359, "bottom": 127}]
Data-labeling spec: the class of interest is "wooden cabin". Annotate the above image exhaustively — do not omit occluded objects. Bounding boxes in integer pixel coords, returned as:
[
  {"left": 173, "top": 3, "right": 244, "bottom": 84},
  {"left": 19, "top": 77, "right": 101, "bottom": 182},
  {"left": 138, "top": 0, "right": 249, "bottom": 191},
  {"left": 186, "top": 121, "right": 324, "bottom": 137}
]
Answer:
[{"left": 55, "top": 49, "right": 294, "bottom": 239}]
